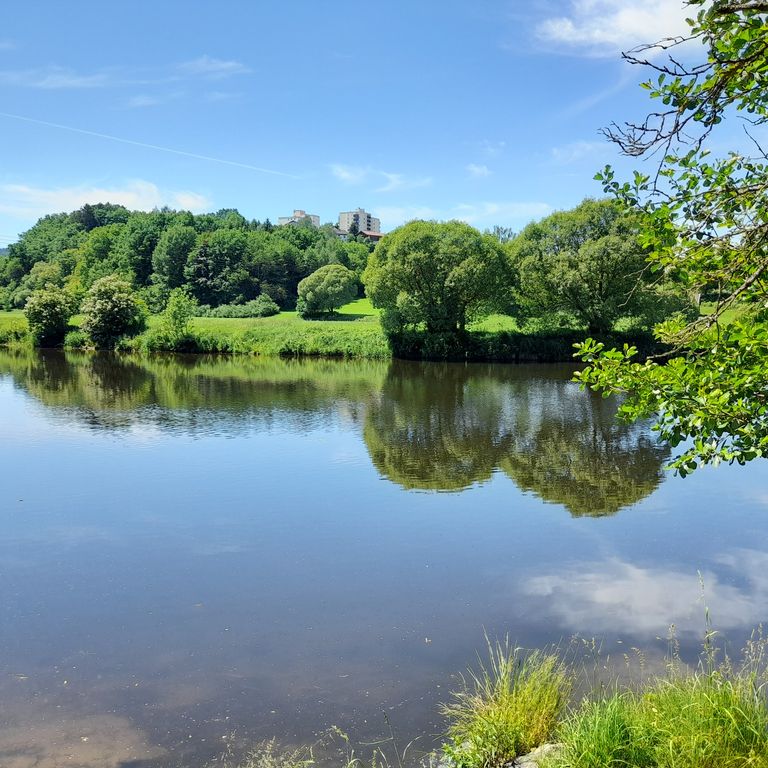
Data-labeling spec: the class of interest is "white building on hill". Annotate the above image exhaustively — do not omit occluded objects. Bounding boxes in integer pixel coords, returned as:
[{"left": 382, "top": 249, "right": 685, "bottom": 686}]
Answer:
[
  {"left": 278, "top": 209, "right": 320, "bottom": 227},
  {"left": 338, "top": 208, "right": 380, "bottom": 234}
]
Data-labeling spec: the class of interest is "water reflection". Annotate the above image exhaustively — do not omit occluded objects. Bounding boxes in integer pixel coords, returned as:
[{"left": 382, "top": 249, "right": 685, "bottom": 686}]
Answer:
[
  {"left": 0, "top": 350, "right": 669, "bottom": 516},
  {"left": 523, "top": 548, "right": 768, "bottom": 636},
  {"left": 364, "top": 361, "right": 669, "bottom": 515},
  {"left": 0, "top": 348, "right": 388, "bottom": 434},
  {"left": 0, "top": 349, "right": 765, "bottom": 768}
]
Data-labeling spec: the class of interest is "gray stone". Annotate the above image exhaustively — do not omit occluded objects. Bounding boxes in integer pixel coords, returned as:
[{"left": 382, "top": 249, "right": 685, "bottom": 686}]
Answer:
[{"left": 508, "top": 743, "right": 563, "bottom": 767}]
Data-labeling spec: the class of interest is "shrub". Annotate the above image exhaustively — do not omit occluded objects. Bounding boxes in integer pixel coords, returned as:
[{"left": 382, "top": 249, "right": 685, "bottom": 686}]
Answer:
[
  {"left": 162, "top": 287, "right": 198, "bottom": 338},
  {"left": 24, "top": 285, "right": 75, "bottom": 346},
  {"left": 200, "top": 295, "right": 280, "bottom": 318},
  {"left": 0, "top": 286, "right": 13, "bottom": 311},
  {"left": 81, "top": 274, "right": 147, "bottom": 349},
  {"left": 442, "top": 640, "right": 572, "bottom": 768},
  {"left": 250, "top": 294, "right": 280, "bottom": 317},
  {"left": 63, "top": 329, "right": 91, "bottom": 349},
  {"left": 297, "top": 264, "right": 357, "bottom": 317}
]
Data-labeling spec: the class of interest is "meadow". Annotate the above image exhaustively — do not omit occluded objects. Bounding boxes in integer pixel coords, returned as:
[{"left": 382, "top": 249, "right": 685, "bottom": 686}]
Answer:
[{"left": 0, "top": 298, "right": 743, "bottom": 362}]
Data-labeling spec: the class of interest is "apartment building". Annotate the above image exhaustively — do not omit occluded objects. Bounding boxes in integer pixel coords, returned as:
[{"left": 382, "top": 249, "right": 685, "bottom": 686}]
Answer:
[
  {"left": 278, "top": 209, "right": 320, "bottom": 228},
  {"left": 338, "top": 208, "right": 380, "bottom": 234}
]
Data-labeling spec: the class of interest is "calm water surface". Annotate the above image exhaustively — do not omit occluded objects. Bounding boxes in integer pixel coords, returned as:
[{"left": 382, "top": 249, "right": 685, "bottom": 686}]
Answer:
[{"left": 0, "top": 349, "right": 766, "bottom": 767}]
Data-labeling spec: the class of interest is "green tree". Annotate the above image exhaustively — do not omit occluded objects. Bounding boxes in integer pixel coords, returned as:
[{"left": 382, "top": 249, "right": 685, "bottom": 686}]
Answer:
[
  {"left": 152, "top": 224, "right": 197, "bottom": 289},
  {"left": 81, "top": 274, "right": 147, "bottom": 349},
  {"left": 184, "top": 229, "right": 251, "bottom": 306},
  {"left": 75, "top": 224, "right": 127, "bottom": 287},
  {"left": 363, "top": 220, "right": 510, "bottom": 333},
  {"left": 20, "top": 260, "right": 65, "bottom": 292},
  {"left": 160, "top": 287, "right": 197, "bottom": 341},
  {"left": 111, "top": 211, "right": 169, "bottom": 286},
  {"left": 577, "top": 0, "right": 768, "bottom": 473},
  {"left": 512, "top": 199, "right": 693, "bottom": 334},
  {"left": 8, "top": 213, "right": 86, "bottom": 272},
  {"left": 24, "top": 285, "right": 75, "bottom": 346},
  {"left": 296, "top": 263, "right": 357, "bottom": 316}
]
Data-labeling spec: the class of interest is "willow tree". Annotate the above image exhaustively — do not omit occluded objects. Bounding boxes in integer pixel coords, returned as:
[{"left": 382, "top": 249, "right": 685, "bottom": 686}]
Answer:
[
  {"left": 363, "top": 220, "right": 510, "bottom": 334},
  {"left": 577, "top": 0, "right": 768, "bottom": 474}
]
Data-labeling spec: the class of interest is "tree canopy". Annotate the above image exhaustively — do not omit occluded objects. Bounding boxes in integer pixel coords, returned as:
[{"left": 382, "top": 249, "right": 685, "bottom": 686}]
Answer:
[
  {"left": 0, "top": 204, "right": 375, "bottom": 312},
  {"left": 576, "top": 0, "right": 768, "bottom": 474},
  {"left": 297, "top": 263, "right": 358, "bottom": 316},
  {"left": 81, "top": 275, "right": 147, "bottom": 349},
  {"left": 363, "top": 220, "right": 510, "bottom": 334},
  {"left": 511, "top": 199, "right": 693, "bottom": 334}
]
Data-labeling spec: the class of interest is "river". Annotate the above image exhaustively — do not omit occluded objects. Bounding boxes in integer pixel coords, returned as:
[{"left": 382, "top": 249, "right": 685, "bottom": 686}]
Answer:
[{"left": 0, "top": 349, "right": 766, "bottom": 767}]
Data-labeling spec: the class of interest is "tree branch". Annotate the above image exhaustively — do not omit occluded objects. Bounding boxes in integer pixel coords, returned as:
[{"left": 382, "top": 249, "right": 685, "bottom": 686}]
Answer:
[{"left": 713, "top": 2, "right": 768, "bottom": 13}]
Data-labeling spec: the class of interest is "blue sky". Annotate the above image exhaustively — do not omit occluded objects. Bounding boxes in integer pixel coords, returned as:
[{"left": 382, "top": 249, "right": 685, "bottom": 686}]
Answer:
[{"left": 0, "top": 0, "right": 695, "bottom": 244}]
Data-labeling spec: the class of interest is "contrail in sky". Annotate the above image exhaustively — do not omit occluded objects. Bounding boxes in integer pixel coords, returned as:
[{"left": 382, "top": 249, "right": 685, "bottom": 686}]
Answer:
[{"left": 0, "top": 111, "right": 300, "bottom": 179}]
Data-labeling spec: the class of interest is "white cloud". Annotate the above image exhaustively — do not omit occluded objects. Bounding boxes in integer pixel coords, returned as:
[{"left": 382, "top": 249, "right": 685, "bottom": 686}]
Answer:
[
  {"left": 537, "top": 0, "right": 692, "bottom": 56},
  {"left": 479, "top": 139, "right": 506, "bottom": 156},
  {"left": 126, "top": 94, "right": 161, "bottom": 108},
  {"left": 524, "top": 549, "right": 768, "bottom": 636},
  {"left": 375, "top": 172, "right": 432, "bottom": 193},
  {"left": 0, "top": 66, "right": 109, "bottom": 89},
  {"left": 372, "top": 205, "right": 441, "bottom": 230},
  {"left": 550, "top": 140, "right": 607, "bottom": 164},
  {"left": 451, "top": 201, "right": 552, "bottom": 225},
  {"left": 331, "top": 165, "right": 431, "bottom": 192},
  {"left": 0, "top": 180, "right": 211, "bottom": 220},
  {"left": 177, "top": 55, "right": 250, "bottom": 78},
  {"left": 466, "top": 163, "right": 492, "bottom": 178},
  {"left": 330, "top": 163, "right": 370, "bottom": 184}
]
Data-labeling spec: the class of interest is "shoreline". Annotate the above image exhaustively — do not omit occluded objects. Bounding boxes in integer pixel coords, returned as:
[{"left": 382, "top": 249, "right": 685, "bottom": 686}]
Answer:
[{"left": 0, "top": 313, "right": 661, "bottom": 363}]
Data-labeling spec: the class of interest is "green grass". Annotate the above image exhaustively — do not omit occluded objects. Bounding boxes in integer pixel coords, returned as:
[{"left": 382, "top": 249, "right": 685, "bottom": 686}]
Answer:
[
  {"left": 0, "top": 310, "right": 29, "bottom": 345},
  {"left": 0, "top": 297, "right": 666, "bottom": 360},
  {"left": 0, "top": 302, "right": 391, "bottom": 358},
  {"left": 470, "top": 314, "right": 521, "bottom": 332},
  {"left": 439, "top": 631, "right": 768, "bottom": 768},
  {"left": 548, "top": 674, "right": 768, "bottom": 768},
  {"left": 544, "top": 633, "right": 768, "bottom": 768},
  {"left": 185, "top": 308, "right": 389, "bottom": 358},
  {"left": 442, "top": 640, "right": 572, "bottom": 768},
  {"left": 699, "top": 301, "right": 746, "bottom": 325}
]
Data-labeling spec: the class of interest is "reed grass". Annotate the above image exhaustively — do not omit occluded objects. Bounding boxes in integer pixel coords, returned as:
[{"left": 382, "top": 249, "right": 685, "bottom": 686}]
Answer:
[
  {"left": 546, "top": 629, "right": 768, "bottom": 768},
  {"left": 441, "top": 639, "right": 572, "bottom": 768}
]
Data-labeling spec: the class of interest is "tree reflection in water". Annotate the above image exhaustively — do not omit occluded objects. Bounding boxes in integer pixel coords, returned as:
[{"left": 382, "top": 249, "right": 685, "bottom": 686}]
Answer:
[
  {"left": 0, "top": 350, "right": 669, "bottom": 515},
  {"left": 365, "top": 360, "right": 669, "bottom": 515}
]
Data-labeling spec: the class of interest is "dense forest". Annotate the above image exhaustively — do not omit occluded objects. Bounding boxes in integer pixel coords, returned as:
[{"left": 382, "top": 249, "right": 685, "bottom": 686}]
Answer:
[{"left": 0, "top": 203, "right": 375, "bottom": 312}]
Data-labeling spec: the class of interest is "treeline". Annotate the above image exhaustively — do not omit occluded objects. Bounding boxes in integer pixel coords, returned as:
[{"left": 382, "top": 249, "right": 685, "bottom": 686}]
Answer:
[
  {"left": 0, "top": 198, "right": 698, "bottom": 357},
  {"left": 0, "top": 203, "right": 374, "bottom": 312}
]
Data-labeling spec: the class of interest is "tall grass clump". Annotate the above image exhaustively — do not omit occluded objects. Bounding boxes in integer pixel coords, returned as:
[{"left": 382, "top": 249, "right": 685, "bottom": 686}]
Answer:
[
  {"left": 442, "top": 639, "right": 572, "bottom": 768},
  {"left": 548, "top": 630, "right": 768, "bottom": 768},
  {"left": 549, "top": 692, "right": 654, "bottom": 768}
]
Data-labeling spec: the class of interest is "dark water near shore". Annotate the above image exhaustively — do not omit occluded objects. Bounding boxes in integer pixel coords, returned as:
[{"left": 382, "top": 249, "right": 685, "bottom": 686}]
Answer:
[{"left": 0, "top": 349, "right": 766, "bottom": 767}]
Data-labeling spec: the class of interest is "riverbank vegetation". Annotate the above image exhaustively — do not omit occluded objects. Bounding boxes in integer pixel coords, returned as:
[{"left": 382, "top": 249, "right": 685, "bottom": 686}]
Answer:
[
  {"left": 0, "top": 195, "right": 693, "bottom": 359},
  {"left": 443, "top": 630, "right": 768, "bottom": 768},
  {"left": 205, "top": 628, "right": 768, "bottom": 768}
]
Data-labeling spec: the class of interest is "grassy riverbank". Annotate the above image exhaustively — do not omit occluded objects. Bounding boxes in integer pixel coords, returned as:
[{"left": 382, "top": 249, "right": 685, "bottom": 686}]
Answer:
[
  {"left": 0, "top": 298, "right": 670, "bottom": 361},
  {"left": 440, "top": 634, "right": 768, "bottom": 768},
  {"left": 211, "top": 632, "right": 768, "bottom": 768}
]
